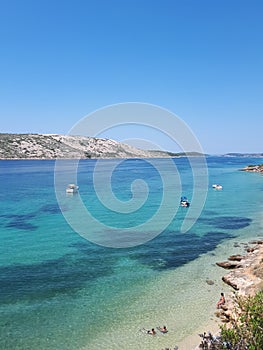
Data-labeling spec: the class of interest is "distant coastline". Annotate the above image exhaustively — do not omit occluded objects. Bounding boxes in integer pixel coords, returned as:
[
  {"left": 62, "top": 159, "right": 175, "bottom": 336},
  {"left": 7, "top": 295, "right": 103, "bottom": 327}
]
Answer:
[
  {"left": 223, "top": 153, "right": 263, "bottom": 158},
  {"left": 0, "top": 133, "right": 204, "bottom": 160},
  {"left": 0, "top": 133, "right": 262, "bottom": 160}
]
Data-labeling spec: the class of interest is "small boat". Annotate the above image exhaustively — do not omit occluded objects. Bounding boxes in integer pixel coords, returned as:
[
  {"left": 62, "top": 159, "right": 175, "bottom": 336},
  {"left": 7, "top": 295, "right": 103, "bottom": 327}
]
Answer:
[
  {"left": 212, "top": 184, "right": 223, "bottom": 190},
  {"left": 66, "top": 184, "right": 79, "bottom": 193},
  {"left": 180, "top": 196, "right": 190, "bottom": 207}
]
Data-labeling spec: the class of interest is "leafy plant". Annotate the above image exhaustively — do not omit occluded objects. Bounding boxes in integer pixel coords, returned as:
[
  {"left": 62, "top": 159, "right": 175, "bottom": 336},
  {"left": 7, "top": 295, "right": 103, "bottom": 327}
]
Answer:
[{"left": 220, "top": 291, "right": 263, "bottom": 350}]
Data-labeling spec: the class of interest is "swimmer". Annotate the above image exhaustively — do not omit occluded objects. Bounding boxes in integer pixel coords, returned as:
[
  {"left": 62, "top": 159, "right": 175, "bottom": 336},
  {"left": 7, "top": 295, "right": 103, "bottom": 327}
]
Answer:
[
  {"left": 147, "top": 328, "right": 156, "bottom": 335},
  {"left": 158, "top": 325, "right": 168, "bottom": 333}
]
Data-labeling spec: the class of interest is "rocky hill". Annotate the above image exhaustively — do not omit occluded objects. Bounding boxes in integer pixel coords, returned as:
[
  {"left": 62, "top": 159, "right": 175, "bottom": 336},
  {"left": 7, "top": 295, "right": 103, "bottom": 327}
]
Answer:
[{"left": 0, "top": 133, "right": 177, "bottom": 159}]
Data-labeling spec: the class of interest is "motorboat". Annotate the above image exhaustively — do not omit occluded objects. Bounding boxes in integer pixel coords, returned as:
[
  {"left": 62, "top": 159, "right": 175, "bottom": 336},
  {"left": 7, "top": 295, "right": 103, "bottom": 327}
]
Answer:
[
  {"left": 180, "top": 196, "right": 190, "bottom": 207},
  {"left": 66, "top": 184, "right": 79, "bottom": 193},
  {"left": 212, "top": 184, "right": 223, "bottom": 190}
]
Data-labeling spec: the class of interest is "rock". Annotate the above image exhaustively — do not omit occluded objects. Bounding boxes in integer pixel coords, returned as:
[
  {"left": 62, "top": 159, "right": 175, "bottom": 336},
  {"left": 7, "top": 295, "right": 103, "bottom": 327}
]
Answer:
[
  {"left": 206, "top": 279, "right": 214, "bottom": 285},
  {"left": 213, "top": 241, "right": 263, "bottom": 335},
  {"left": 228, "top": 255, "right": 244, "bottom": 261},
  {"left": 253, "top": 264, "right": 263, "bottom": 279},
  {"left": 220, "top": 305, "right": 228, "bottom": 311},
  {"left": 222, "top": 276, "right": 239, "bottom": 290},
  {"left": 240, "top": 165, "right": 263, "bottom": 173},
  {"left": 249, "top": 240, "right": 263, "bottom": 245},
  {"left": 221, "top": 242, "right": 263, "bottom": 294},
  {"left": 246, "top": 247, "right": 255, "bottom": 253},
  {"left": 216, "top": 261, "right": 241, "bottom": 269},
  {"left": 222, "top": 311, "right": 231, "bottom": 319}
]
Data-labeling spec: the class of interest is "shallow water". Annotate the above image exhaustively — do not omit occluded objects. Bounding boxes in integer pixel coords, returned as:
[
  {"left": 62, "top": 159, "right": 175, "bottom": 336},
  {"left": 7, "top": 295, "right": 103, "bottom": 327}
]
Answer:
[{"left": 0, "top": 157, "right": 262, "bottom": 349}]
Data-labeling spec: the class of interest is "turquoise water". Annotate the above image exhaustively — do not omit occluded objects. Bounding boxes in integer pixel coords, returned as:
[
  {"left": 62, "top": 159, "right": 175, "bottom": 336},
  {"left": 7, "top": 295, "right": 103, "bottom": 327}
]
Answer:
[{"left": 0, "top": 157, "right": 263, "bottom": 350}]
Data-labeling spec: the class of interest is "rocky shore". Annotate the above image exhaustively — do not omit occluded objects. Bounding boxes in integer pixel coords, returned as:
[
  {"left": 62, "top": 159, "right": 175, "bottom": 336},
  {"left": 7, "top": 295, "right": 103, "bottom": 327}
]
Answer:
[
  {"left": 215, "top": 240, "right": 263, "bottom": 324},
  {"left": 240, "top": 164, "right": 263, "bottom": 173}
]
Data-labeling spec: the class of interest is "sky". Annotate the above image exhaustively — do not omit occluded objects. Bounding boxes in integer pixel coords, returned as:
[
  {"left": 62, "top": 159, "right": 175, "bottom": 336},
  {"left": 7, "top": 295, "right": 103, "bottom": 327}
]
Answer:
[{"left": 0, "top": 0, "right": 263, "bottom": 154}]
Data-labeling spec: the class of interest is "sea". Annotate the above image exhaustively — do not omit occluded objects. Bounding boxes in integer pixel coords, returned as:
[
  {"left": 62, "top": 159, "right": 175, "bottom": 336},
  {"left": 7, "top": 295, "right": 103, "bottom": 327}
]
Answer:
[{"left": 0, "top": 157, "right": 263, "bottom": 350}]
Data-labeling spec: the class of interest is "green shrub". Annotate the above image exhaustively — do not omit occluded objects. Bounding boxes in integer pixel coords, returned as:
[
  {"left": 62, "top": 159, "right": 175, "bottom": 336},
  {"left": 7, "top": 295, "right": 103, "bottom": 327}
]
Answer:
[{"left": 220, "top": 291, "right": 263, "bottom": 349}]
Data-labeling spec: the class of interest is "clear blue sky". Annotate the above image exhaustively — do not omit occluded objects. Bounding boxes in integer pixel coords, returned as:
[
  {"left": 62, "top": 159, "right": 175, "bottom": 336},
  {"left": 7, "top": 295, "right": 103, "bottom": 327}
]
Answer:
[{"left": 1, "top": 0, "right": 262, "bottom": 154}]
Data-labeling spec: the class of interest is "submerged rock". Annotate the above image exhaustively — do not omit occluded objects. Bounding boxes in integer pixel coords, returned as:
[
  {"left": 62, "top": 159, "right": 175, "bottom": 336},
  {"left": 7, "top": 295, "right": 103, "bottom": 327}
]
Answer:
[{"left": 206, "top": 279, "right": 215, "bottom": 285}]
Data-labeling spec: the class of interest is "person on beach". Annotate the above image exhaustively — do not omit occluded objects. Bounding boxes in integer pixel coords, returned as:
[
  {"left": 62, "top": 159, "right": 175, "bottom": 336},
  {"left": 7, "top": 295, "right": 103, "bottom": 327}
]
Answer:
[
  {"left": 216, "top": 292, "right": 225, "bottom": 308},
  {"left": 147, "top": 328, "right": 156, "bottom": 335}
]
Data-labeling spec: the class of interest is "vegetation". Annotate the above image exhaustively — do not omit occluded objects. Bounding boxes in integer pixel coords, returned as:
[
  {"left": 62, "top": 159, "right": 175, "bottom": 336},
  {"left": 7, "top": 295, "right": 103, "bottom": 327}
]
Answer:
[
  {"left": 220, "top": 291, "right": 263, "bottom": 350},
  {"left": 198, "top": 291, "right": 263, "bottom": 349}
]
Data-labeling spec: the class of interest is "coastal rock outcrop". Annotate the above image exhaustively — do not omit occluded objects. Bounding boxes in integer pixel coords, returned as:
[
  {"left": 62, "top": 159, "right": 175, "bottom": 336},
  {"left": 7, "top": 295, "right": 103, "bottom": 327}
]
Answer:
[
  {"left": 227, "top": 254, "right": 244, "bottom": 261},
  {"left": 215, "top": 240, "right": 263, "bottom": 323},
  {"left": 221, "top": 241, "right": 263, "bottom": 294},
  {"left": 240, "top": 164, "right": 263, "bottom": 173},
  {"left": 216, "top": 261, "right": 241, "bottom": 269}
]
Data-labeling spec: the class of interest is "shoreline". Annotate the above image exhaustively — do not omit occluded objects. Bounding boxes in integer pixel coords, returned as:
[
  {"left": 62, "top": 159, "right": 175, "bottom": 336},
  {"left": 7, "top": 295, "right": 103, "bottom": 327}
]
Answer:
[
  {"left": 240, "top": 164, "right": 263, "bottom": 173},
  {"left": 215, "top": 240, "right": 263, "bottom": 325},
  {"left": 178, "top": 240, "right": 263, "bottom": 350}
]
